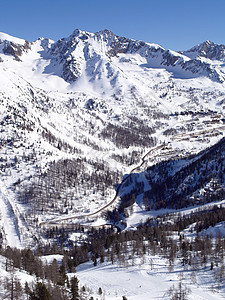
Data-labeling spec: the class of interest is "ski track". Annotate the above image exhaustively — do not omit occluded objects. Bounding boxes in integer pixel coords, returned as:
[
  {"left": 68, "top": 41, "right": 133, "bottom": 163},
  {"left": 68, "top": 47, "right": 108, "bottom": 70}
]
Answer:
[{"left": 0, "top": 183, "right": 22, "bottom": 249}]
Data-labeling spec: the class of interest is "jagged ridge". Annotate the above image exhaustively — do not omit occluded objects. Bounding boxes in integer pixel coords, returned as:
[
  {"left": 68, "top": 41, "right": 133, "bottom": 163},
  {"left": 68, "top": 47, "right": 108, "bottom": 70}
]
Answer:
[{"left": 0, "top": 29, "right": 225, "bottom": 84}]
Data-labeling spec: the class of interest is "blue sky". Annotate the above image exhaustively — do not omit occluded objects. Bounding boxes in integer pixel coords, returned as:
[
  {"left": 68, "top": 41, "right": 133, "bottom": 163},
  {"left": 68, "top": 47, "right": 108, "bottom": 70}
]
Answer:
[{"left": 1, "top": 0, "right": 225, "bottom": 50}]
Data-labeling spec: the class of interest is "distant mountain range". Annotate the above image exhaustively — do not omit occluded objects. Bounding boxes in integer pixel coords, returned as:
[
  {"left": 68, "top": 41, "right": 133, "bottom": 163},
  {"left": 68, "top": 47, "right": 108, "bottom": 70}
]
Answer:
[{"left": 1, "top": 30, "right": 225, "bottom": 90}]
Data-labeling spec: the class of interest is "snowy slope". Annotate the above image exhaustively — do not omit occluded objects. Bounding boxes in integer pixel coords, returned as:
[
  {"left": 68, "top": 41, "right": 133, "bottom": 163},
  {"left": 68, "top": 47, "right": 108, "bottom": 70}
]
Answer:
[
  {"left": 117, "top": 137, "right": 225, "bottom": 214},
  {"left": 1, "top": 29, "right": 225, "bottom": 300},
  {"left": 0, "top": 29, "right": 225, "bottom": 249},
  {"left": 0, "top": 32, "right": 25, "bottom": 44},
  {"left": 76, "top": 257, "right": 225, "bottom": 300}
]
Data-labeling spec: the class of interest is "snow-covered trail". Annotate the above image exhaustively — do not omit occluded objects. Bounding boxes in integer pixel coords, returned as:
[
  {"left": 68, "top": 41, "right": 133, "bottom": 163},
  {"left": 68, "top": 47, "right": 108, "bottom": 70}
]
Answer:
[{"left": 0, "top": 182, "right": 22, "bottom": 249}]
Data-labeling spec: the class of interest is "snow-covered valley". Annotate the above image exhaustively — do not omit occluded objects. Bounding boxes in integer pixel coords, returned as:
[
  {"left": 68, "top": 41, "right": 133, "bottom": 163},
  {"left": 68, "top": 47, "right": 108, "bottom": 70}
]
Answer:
[{"left": 1, "top": 29, "right": 225, "bottom": 299}]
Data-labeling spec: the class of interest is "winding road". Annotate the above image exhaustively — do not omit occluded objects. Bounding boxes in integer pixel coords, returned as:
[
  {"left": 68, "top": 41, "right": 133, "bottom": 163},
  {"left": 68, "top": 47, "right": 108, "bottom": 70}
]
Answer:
[
  {"left": 40, "top": 143, "right": 165, "bottom": 227},
  {"left": 40, "top": 122, "right": 225, "bottom": 228}
]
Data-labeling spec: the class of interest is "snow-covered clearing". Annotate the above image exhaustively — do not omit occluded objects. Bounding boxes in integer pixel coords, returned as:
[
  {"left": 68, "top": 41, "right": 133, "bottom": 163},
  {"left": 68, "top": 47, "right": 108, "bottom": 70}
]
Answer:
[{"left": 75, "top": 255, "right": 225, "bottom": 300}]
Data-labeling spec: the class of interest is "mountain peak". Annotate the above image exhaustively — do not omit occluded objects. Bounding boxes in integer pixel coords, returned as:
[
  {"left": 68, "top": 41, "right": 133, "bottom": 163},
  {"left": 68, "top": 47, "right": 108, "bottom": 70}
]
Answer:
[
  {"left": 201, "top": 40, "right": 214, "bottom": 46},
  {"left": 198, "top": 40, "right": 216, "bottom": 51},
  {"left": 181, "top": 40, "right": 225, "bottom": 61},
  {"left": 68, "top": 29, "right": 116, "bottom": 43},
  {"left": 95, "top": 29, "right": 115, "bottom": 37},
  {"left": 70, "top": 28, "right": 90, "bottom": 38}
]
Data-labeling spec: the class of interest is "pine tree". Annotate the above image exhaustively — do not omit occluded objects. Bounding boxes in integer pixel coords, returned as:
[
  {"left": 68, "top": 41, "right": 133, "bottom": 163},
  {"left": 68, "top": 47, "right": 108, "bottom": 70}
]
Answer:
[
  {"left": 25, "top": 282, "right": 31, "bottom": 300},
  {"left": 98, "top": 287, "right": 103, "bottom": 295},
  {"left": 70, "top": 276, "right": 79, "bottom": 300},
  {"left": 29, "top": 282, "right": 52, "bottom": 300}
]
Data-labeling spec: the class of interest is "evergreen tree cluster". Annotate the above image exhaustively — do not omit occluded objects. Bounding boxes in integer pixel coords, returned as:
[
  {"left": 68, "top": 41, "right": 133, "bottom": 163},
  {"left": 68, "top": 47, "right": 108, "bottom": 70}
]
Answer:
[
  {"left": 0, "top": 245, "right": 86, "bottom": 300},
  {"left": 119, "top": 137, "right": 225, "bottom": 211}
]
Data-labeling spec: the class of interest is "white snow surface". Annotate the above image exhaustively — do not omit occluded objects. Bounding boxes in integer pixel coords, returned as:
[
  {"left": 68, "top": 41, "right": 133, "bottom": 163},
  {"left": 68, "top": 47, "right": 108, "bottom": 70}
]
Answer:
[
  {"left": 0, "top": 29, "right": 225, "bottom": 299},
  {"left": 75, "top": 256, "right": 225, "bottom": 300},
  {"left": 0, "top": 181, "right": 22, "bottom": 249},
  {"left": 0, "top": 29, "right": 225, "bottom": 246},
  {"left": 0, "top": 32, "right": 25, "bottom": 44}
]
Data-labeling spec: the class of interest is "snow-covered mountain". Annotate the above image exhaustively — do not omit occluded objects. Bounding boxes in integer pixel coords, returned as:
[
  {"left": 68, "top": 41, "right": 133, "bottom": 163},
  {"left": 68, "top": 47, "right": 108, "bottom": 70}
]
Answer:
[
  {"left": 1, "top": 29, "right": 225, "bottom": 90},
  {"left": 0, "top": 29, "right": 225, "bottom": 248},
  {"left": 1, "top": 28, "right": 225, "bottom": 299},
  {"left": 181, "top": 40, "right": 225, "bottom": 61}
]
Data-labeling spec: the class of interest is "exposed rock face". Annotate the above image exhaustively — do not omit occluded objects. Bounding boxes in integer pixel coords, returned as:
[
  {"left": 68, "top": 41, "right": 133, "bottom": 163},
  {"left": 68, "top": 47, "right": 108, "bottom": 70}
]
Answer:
[
  {"left": 45, "top": 30, "right": 225, "bottom": 84},
  {"left": 2, "top": 40, "right": 30, "bottom": 60},
  {"left": 62, "top": 56, "right": 82, "bottom": 83},
  {"left": 181, "top": 40, "right": 225, "bottom": 61},
  {"left": 0, "top": 29, "right": 225, "bottom": 84},
  {"left": 162, "top": 50, "right": 180, "bottom": 66}
]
